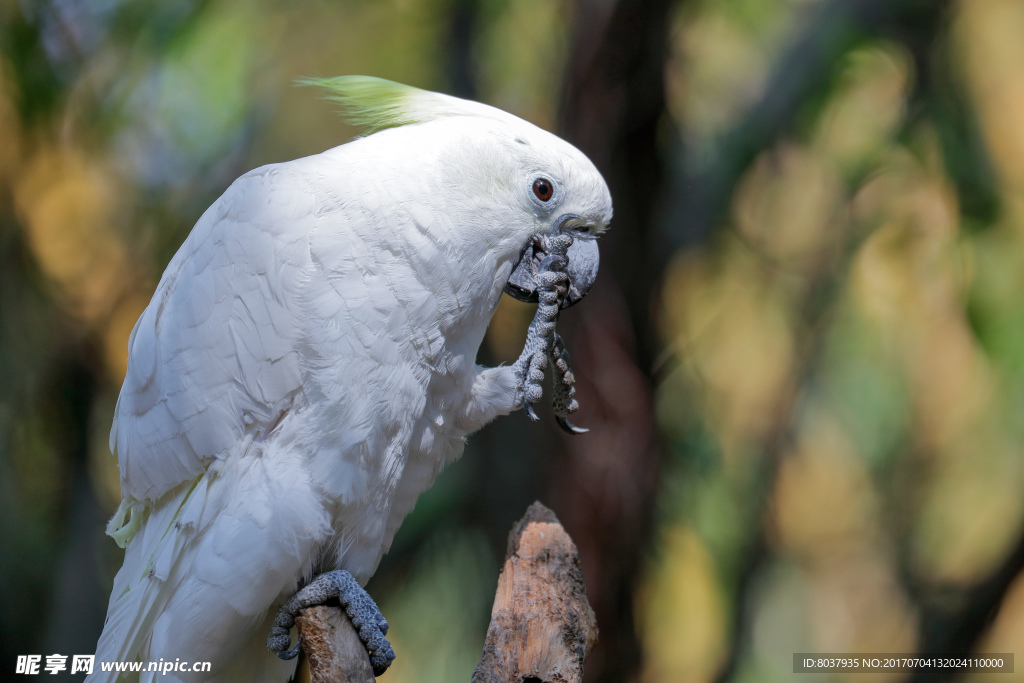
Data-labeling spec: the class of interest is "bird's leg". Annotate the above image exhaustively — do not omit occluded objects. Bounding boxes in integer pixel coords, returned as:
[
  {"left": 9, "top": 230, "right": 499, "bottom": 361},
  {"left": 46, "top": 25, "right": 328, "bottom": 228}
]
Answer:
[
  {"left": 513, "top": 235, "right": 572, "bottom": 420},
  {"left": 550, "top": 331, "right": 587, "bottom": 434},
  {"left": 267, "top": 570, "right": 395, "bottom": 676}
]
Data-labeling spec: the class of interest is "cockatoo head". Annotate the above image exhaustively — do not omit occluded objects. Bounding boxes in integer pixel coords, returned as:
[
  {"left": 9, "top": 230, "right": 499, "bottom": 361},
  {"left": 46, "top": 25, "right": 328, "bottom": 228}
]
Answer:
[{"left": 306, "top": 76, "right": 612, "bottom": 308}]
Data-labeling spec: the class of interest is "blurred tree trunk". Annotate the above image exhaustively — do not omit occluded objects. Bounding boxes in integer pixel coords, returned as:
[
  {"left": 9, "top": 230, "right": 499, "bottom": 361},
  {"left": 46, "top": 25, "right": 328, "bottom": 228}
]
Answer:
[{"left": 552, "top": 1, "right": 676, "bottom": 680}]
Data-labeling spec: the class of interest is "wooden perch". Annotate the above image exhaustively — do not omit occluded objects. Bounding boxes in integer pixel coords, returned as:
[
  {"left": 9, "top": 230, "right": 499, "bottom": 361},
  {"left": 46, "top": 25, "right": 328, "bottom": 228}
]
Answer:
[
  {"left": 295, "top": 502, "right": 596, "bottom": 682},
  {"left": 295, "top": 605, "right": 375, "bottom": 683},
  {"left": 472, "top": 502, "right": 598, "bottom": 683}
]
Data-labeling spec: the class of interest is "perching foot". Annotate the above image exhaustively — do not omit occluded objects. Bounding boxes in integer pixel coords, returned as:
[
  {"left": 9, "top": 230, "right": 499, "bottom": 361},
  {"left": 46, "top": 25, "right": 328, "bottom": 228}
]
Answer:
[{"left": 267, "top": 570, "right": 395, "bottom": 676}]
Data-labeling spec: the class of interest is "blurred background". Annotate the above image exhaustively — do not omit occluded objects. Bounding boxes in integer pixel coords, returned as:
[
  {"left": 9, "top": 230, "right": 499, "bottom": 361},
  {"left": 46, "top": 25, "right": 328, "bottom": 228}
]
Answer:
[{"left": 2, "top": 0, "right": 1024, "bottom": 681}]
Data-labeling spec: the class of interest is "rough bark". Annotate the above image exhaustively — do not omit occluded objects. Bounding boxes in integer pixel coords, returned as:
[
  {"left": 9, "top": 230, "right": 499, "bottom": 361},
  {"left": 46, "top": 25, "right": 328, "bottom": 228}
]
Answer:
[
  {"left": 472, "top": 502, "right": 598, "bottom": 683},
  {"left": 295, "top": 605, "right": 375, "bottom": 683}
]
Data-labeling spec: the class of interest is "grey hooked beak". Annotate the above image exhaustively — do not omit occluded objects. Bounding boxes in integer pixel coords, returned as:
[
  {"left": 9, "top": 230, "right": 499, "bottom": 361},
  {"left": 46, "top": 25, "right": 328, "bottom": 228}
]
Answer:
[{"left": 504, "top": 215, "right": 600, "bottom": 308}]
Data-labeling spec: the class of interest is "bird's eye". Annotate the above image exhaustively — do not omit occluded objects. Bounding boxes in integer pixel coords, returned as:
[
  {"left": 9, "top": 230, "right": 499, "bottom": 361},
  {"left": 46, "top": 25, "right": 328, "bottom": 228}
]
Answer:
[{"left": 532, "top": 178, "right": 553, "bottom": 202}]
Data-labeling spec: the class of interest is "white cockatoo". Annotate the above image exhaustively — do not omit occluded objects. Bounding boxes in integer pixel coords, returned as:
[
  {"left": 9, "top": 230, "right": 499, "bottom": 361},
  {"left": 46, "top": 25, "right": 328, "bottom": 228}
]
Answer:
[{"left": 89, "top": 76, "right": 611, "bottom": 682}]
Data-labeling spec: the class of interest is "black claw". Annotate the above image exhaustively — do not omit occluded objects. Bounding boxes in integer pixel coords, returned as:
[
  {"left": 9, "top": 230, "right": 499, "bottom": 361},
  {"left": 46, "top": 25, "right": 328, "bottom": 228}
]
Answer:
[
  {"left": 276, "top": 639, "right": 302, "bottom": 661},
  {"left": 370, "top": 646, "right": 397, "bottom": 676},
  {"left": 556, "top": 415, "right": 588, "bottom": 434}
]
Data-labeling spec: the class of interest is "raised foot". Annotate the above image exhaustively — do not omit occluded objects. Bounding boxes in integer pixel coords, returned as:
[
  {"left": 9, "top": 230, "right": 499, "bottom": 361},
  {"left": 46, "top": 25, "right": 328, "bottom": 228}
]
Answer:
[
  {"left": 550, "top": 332, "right": 587, "bottom": 434},
  {"left": 511, "top": 235, "right": 589, "bottom": 433},
  {"left": 267, "top": 570, "right": 395, "bottom": 676},
  {"left": 513, "top": 236, "right": 571, "bottom": 422}
]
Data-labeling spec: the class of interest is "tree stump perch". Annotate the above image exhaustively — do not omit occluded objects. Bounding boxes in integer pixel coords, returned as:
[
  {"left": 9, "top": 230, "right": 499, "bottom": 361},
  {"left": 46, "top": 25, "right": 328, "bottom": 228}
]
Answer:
[
  {"left": 295, "top": 502, "right": 596, "bottom": 682},
  {"left": 472, "top": 502, "right": 598, "bottom": 683},
  {"left": 295, "top": 605, "right": 375, "bottom": 683}
]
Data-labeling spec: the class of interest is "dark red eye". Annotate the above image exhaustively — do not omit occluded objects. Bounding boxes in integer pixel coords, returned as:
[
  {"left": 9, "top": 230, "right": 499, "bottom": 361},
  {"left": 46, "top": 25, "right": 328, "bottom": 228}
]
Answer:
[{"left": 532, "top": 178, "right": 553, "bottom": 202}]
